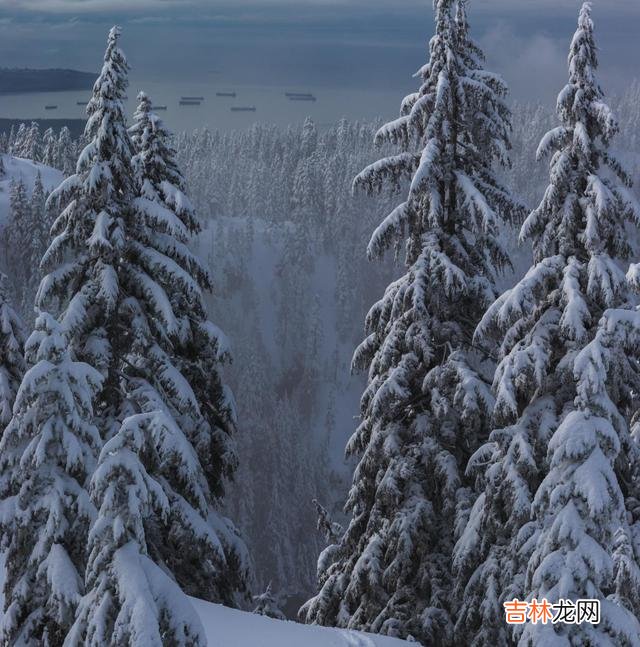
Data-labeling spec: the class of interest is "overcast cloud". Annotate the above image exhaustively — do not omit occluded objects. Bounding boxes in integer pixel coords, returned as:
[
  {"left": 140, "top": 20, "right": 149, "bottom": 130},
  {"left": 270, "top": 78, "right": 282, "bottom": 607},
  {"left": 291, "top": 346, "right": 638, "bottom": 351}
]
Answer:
[{"left": 0, "top": 0, "right": 637, "bottom": 105}]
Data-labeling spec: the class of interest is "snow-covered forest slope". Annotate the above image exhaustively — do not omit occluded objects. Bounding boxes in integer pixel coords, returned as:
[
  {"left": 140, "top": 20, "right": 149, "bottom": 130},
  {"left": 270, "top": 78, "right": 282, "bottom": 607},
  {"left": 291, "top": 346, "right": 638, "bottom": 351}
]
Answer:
[
  {"left": 2, "top": 81, "right": 640, "bottom": 614},
  {"left": 0, "top": 551, "right": 410, "bottom": 647},
  {"left": 0, "top": 154, "right": 62, "bottom": 226}
]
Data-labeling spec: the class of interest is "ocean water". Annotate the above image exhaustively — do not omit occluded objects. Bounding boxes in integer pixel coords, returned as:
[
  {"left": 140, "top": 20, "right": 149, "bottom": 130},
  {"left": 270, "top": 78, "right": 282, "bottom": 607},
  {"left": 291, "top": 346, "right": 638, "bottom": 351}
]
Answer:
[{"left": 0, "top": 80, "right": 409, "bottom": 133}]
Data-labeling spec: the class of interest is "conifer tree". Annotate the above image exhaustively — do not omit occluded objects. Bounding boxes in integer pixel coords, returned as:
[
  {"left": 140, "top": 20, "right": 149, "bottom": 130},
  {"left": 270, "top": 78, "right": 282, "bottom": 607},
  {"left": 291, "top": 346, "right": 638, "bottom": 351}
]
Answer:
[
  {"left": 65, "top": 407, "right": 208, "bottom": 647},
  {"left": 6, "top": 126, "right": 16, "bottom": 153},
  {"left": 29, "top": 172, "right": 50, "bottom": 261},
  {"left": 67, "top": 91, "right": 250, "bottom": 642},
  {"left": 129, "top": 90, "right": 249, "bottom": 597},
  {"left": 301, "top": 116, "right": 318, "bottom": 158},
  {"left": 10, "top": 123, "right": 26, "bottom": 157},
  {"left": 19, "top": 122, "right": 41, "bottom": 161},
  {"left": 455, "top": 4, "right": 640, "bottom": 645},
  {"left": 41, "top": 128, "right": 57, "bottom": 168},
  {"left": 4, "top": 178, "right": 32, "bottom": 300},
  {"left": 21, "top": 172, "right": 52, "bottom": 317},
  {"left": 302, "top": 1, "right": 524, "bottom": 643},
  {"left": 253, "top": 583, "right": 286, "bottom": 620},
  {"left": 0, "top": 274, "right": 25, "bottom": 433},
  {"left": 0, "top": 313, "right": 103, "bottom": 645},
  {"left": 56, "top": 127, "right": 76, "bottom": 177},
  {"left": 39, "top": 25, "right": 134, "bottom": 436}
]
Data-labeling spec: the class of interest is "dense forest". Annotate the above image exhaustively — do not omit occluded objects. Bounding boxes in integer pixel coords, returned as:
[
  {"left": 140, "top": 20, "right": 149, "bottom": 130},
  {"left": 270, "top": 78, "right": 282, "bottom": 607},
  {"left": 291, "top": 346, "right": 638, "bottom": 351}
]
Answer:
[{"left": 2, "top": 2, "right": 640, "bottom": 645}]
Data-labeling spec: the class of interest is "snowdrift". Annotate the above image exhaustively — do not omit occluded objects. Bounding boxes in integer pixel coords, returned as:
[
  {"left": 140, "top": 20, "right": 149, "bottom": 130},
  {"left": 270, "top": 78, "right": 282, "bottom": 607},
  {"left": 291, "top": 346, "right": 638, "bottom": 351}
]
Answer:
[{"left": 192, "top": 597, "right": 411, "bottom": 647}]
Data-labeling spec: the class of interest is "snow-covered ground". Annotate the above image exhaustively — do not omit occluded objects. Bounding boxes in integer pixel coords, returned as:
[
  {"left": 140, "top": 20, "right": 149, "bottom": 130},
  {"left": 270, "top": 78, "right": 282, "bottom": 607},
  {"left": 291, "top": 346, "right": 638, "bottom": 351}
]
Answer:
[
  {"left": 0, "top": 551, "right": 410, "bottom": 646},
  {"left": 0, "top": 154, "right": 63, "bottom": 226},
  {"left": 192, "top": 597, "right": 411, "bottom": 647}
]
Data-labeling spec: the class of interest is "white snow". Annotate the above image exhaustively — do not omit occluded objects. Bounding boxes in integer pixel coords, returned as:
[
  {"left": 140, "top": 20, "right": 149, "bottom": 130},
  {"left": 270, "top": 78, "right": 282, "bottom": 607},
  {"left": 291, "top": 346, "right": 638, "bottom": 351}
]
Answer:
[
  {"left": 0, "top": 550, "right": 409, "bottom": 646},
  {"left": 191, "top": 596, "right": 411, "bottom": 647}
]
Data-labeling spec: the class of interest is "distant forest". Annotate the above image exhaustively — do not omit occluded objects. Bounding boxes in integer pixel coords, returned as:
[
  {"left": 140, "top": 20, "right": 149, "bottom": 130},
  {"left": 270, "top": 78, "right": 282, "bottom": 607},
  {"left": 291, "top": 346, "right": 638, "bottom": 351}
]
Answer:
[{"left": 0, "top": 68, "right": 95, "bottom": 94}]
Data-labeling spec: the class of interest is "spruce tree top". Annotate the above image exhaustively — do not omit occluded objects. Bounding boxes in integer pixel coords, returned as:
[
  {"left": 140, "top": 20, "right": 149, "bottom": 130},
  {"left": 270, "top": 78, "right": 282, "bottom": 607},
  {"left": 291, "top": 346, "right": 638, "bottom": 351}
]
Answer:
[
  {"left": 520, "top": 2, "right": 637, "bottom": 267},
  {"left": 354, "top": 0, "right": 524, "bottom": 331},
  {"left": 39, "top": 25, "right": 134, "bottom": 360}
]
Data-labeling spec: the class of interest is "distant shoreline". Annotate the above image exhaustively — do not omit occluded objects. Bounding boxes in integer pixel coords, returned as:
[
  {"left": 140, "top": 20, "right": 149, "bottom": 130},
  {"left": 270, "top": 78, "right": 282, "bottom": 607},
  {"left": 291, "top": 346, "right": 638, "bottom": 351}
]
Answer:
[{"left": 0, "top": 68, "right": 95, "bottom": 95}]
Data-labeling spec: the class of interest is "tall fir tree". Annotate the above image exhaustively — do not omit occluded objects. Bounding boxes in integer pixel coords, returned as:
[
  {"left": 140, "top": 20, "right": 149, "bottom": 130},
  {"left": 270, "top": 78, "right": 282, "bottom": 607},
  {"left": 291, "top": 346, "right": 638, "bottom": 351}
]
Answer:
[
  {"left": 454, "top": 4, "right": 640, "bottom": 645},
  {"left": 3, "top": 178, "right": 32, "bottom": 302},
  {"left": 0, "top": 313, "right": 103, "bottom": 645},
  {"left": 19, "top": 122, "right": 41, "bottom": 162},
  {"left": 56, "top": 127, "right": 76, "bottom": 177},
  {"left": 0, "top": 274, "right": 25, "bottom": 433},
  {"left": 39, "top": 25, "right": 134, "bottom": 437},
  {"left": 67, "top": 91, "right": 249, "bottom": 643},
  {"left": 41, "top": 128, "right": 57, "bottom": 168},
  {"left": 128, "top": 91, "right": 249, "bottom": 601},
  {"left": 9, "top": 123, "right": 26, "bottom": 157},
  {"left": 23, "top": 172, "right": 52, "bottom": 317},
  {"left": 0, "top": 27, "right": 134, "bottom": 643},
  {"left": 301, "top": 1, "right": 524, "bottom": 643}
]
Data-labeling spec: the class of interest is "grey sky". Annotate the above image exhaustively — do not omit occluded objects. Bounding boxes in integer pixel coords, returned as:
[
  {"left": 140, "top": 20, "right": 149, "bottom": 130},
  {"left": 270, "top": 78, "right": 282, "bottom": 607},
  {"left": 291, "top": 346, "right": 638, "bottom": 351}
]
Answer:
[{"left": 0, "top": 0, "right": 638, "bottom": 105}]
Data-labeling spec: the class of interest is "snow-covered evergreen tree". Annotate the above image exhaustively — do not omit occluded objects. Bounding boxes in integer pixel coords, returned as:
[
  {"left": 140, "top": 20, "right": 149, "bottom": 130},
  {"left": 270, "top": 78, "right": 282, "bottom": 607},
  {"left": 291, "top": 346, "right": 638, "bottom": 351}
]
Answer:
[
  {"left": 313, "top": 499, "right": 343, "bottom": 546},
  {"left": 41, "top": 128, "right": 57, "bottom": 168},
  {"left": 253, "top": 583, "right": 286, "bottom": 620},
  {"left": 301, "top": 116, "right": 318, "bottom": 158},
  {"left": 124, "top": 91, "right": 250, "bottom": 602},
  {"left": 29, "top": 171, "right": 50, "bottom": 257},
  {"left": 29, "top": 32, "right": 249, "bottom": 644},
  {"left": 3, "top": 178, "right": 32, "bottom": 300},
  {"left": 65, "top": 407, "right": 209, "bottom": 647},
  {"left": 18, "top": 122, "right": 41, "bottom": 161},
  {"left": 1, "top": 173, "right": 52, "bottom": 321},
  {"left": 39, "top": 25, "right": 134, "bottom": 436},
  {"left": 302, "top": 1, "right": 524, "bottom": 643},
  {"left": 9, "top": 123, "right": 26, "bottom": 157},
  {"left": 67, "top": 89, "right": 250, "bottom": 642},
  {"left": 6, "top": 126, "right": 15, "bottom": 153},
  {"left": 0, "top": 274, "right": 25, "bottom": 433},
  {"left": 454, "top": 4, "right": 640, "bottom": 645},
  {"left": 56, "top": 126, "right": 77, "bottom": 177},
  {"left": 0, "top": 313, "right": 103, "bottom": 645},
  {"left": 22, "top": 172, "right": 52, "bottom": 316}
]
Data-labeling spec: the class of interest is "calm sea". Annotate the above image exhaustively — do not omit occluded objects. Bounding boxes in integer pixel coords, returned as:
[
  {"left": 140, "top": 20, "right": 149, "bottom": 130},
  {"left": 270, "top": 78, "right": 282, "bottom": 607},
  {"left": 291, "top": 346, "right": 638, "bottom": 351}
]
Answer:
[{"left": 0, "top": 80, "right": 408, "bottom": 133}]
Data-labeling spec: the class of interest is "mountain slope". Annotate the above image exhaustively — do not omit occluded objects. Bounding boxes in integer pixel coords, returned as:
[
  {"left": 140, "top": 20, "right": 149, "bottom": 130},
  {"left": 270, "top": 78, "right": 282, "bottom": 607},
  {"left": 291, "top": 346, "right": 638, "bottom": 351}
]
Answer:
[{"left": 192, "top": 596, "right": 411, "bottom": 647}]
